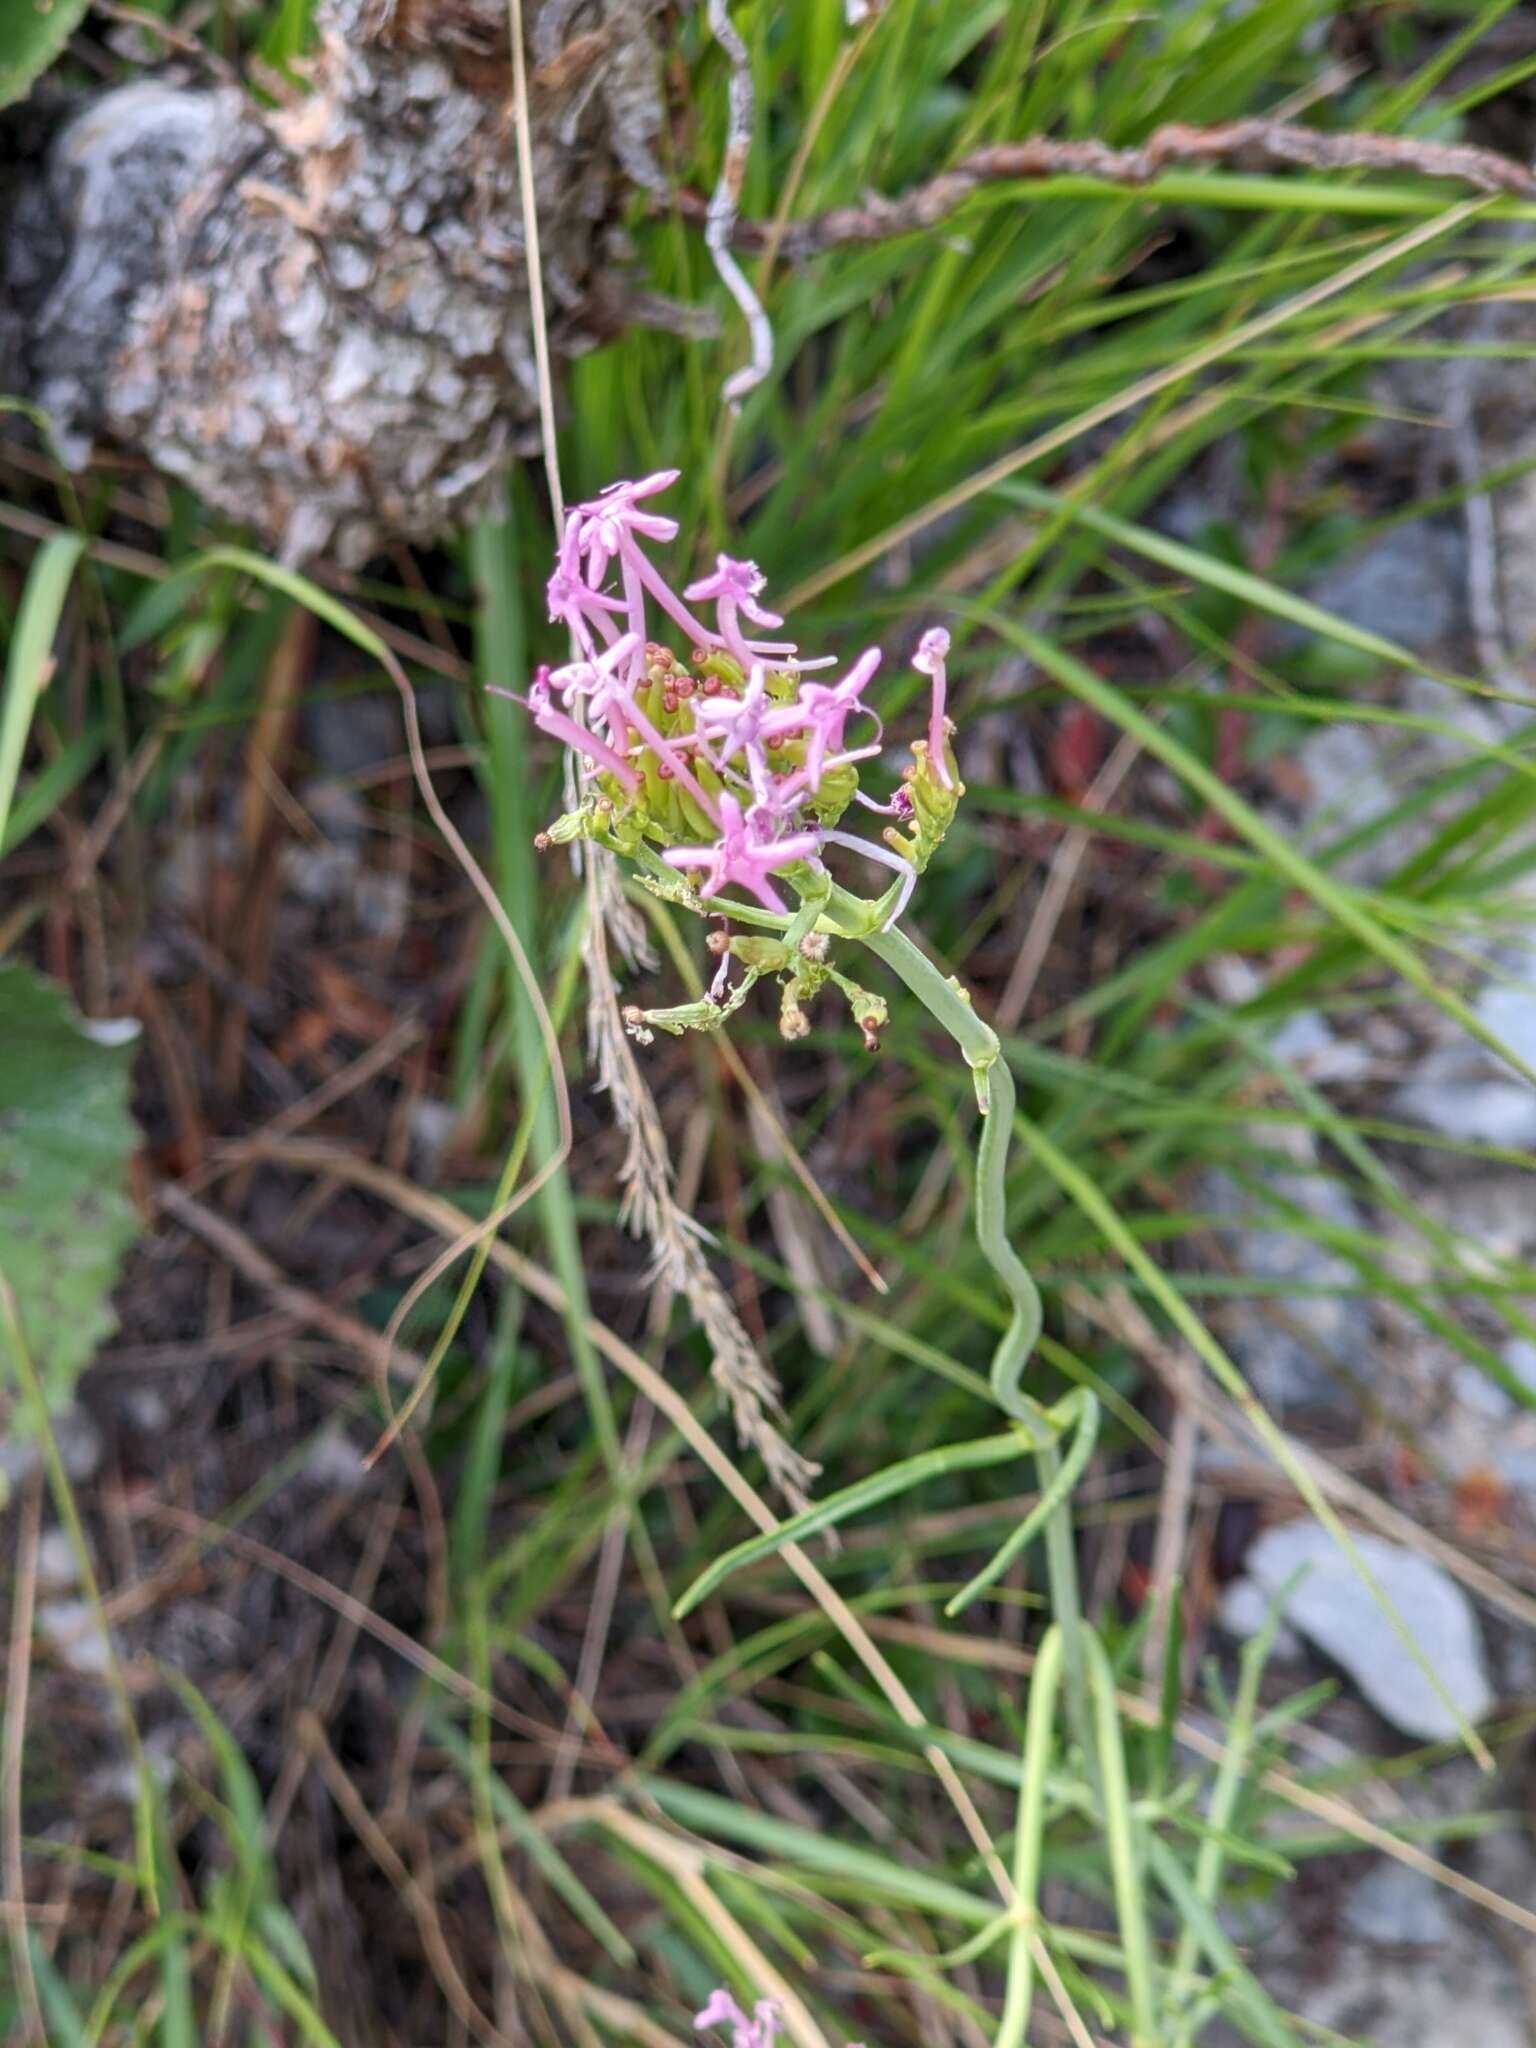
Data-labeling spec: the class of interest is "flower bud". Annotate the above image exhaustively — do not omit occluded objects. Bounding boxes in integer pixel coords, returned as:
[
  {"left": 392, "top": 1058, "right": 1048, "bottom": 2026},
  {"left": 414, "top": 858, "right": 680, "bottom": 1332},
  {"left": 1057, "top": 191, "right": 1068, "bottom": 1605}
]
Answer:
[{"left": 780, "top": 999, "right": 811, "bottom": 1041}]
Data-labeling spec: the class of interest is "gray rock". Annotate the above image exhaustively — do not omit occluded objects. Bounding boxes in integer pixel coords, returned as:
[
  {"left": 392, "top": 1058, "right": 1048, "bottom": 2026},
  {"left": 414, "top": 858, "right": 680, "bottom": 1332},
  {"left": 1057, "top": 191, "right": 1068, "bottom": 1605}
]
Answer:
[
  {"left": 1258, "top": 1928, "right": 1528, "bottom": 2048},
  {"left": 1307, "top": 523, "right": 1465, "bottom": 656},
  {"left": 0, "top": 1405, "right": 103, "bottom": 1493},
  {"left": 37, "top": 1598, "right": 113, "bottom": 1678},
  {"left": 1215, "top": 1575, "right": 1304, "bottom": 1660},
  {"left": 1391, "top": 940, "right": 1536, "bottom": 1145},
  {"left": 1266, "top": 1009, "right": 1374, "bottom": 1085},
  {"left": 34, "top": 1528, "right": 79, "bottom": 1593},
  {"left": 1342, "top": 1861, "right": 1452, "bottom": 1947},
  {"left": 1240, "top": 1520, "right": 1492, "bottom": 1742},
  {"left": 1494, "top": 1445, "right": 1536, "bottom": 1495},
  {"left": 1476, "top": 949, "right": 1536, "bottom": 1072},
  {"left": 1391, "top": 1046, "right": 1536, "bottom": 1149},
  {"left": 1206, "top": 1171, "right": 1369, "bottom": 1412},
  {"left": 1450, "top": 1338, "right": 1536, "bottom": 1423}
]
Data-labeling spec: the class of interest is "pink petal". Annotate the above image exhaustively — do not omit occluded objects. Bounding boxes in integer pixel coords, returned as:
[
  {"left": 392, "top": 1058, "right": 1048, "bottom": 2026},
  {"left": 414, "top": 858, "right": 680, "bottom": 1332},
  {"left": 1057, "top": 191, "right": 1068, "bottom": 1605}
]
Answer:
[{"left": 693, "top": 1988, "right": 750, "bottom": 2033}]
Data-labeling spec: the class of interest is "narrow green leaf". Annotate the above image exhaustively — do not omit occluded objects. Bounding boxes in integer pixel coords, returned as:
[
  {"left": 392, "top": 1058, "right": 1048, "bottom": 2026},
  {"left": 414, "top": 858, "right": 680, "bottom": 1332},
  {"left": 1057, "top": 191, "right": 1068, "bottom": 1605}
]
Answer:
[
  {"left": 673, "top": 1431, "right": 1025, "bottom": 1618},
  {"left": 0, "top": 534, "right": 83, "bottom": 849},
  {"left": 999, "top": 621, "right": 1536, "bottom": 1090}
]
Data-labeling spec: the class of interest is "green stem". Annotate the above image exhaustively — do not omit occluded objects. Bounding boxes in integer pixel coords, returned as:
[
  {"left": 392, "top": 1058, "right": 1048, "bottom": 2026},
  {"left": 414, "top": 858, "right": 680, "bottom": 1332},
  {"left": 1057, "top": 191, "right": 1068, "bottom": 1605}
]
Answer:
[
  {"left": 859, "top": 922, "right": 1089, "bottom": 1741},
  {"left": 997, "top": 1623, "right": 1062, "bottom": 2048}
]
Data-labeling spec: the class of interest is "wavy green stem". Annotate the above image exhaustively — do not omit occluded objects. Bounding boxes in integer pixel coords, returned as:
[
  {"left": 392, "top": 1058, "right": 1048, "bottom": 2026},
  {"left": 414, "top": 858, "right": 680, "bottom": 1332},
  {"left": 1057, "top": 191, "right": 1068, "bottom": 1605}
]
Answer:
[{"left": 859, "top": 922, "right": 1089, "bottom": 1743}]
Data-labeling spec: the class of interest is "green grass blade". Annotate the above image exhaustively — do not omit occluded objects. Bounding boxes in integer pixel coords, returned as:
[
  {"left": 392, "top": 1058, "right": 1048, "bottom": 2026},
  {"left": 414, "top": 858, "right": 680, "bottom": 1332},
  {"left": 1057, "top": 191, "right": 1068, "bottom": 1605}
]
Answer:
[
  {"left": 0, "top": 534, "right": 83, "bottom": 849},
  {"left": 999, "top": 620, "right": 1536, "bottom": 1088},
  {"left": 673, "top": 1431, "right": 1024, "bottom": 1617}
]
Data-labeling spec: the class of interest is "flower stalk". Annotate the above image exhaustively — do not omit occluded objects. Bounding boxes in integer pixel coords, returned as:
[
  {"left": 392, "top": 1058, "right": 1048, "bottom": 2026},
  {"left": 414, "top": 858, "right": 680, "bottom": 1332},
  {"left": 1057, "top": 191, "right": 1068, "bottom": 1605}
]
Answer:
[{"left": 506, "top": 471, "right": 1089, "bottom": 1731}]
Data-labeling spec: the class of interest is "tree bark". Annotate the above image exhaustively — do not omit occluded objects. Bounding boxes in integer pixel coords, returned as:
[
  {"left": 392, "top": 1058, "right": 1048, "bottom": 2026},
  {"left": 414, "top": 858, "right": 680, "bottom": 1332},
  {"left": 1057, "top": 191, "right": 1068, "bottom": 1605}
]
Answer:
[{"left": 1, "top": 0, "right": 663, "bottom": 564}]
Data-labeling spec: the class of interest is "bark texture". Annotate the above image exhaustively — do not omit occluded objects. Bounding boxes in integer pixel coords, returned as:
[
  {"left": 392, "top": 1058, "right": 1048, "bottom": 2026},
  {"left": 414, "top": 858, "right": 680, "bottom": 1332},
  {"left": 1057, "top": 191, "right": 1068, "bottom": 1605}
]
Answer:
[{"left": 1, "top": 0, "right": 663, "bottom": 563}]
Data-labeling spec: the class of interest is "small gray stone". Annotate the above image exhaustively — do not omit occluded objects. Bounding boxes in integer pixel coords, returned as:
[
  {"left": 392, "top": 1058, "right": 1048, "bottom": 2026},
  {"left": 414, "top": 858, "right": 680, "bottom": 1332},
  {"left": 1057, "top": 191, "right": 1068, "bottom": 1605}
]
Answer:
[
  {"left": 1494, "top": 1445, "right": 1536, "bottom": 1495},
  {"left": 0, "top": 1406, "right": 103, "bottom": 1490},
  {"left": 1266, "top": 1010, "right": 1373, "bottom": 1084},
  {"left": 37, "top": 1598, "right": 113, "bottom": 1678},
  {"left": 34, "top": 1527, "right": 79, "bottom": 1592},
  {"left": 1215, "top": 1576, "right": 1304, "bottom": 1661},
  {"left": 1342, "top": 1861, "right": 1452, "bottom": 1947},
  {"left": 1307, "top": 523, "right": 1465, "bottom": 656},
  {"left": 1391, "top": 941, "right": 1536, "bottom": 1145},
  {"left": 1451, "top": 1339, "right": 1536, "bottom": 1423},
  {"left": 1392, "top": 1050, "right": 1536, "bottom": 1149},
  {"left": 1206, "top": 1172, "right": 1368, "bottom": 1412},
  {"left": 1477, "top": 977, "right": 1536, "bottom": 1074},
  {"left": 1241, "top": 1520, "right": 1492, "bottom": 1742},
  {"left": 301, "top": 1426, "right": 369, "bottom": 1490}
]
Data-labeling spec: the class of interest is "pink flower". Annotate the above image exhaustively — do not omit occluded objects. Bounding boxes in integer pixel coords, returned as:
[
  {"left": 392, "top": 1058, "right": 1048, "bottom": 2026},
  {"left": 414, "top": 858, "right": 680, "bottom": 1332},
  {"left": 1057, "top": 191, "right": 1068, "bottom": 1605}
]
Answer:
[
  {"left": 571, "top": 471, "right": 682, "bottom": 586},
  {"left": 664, "top": 794, "right": 819, "bottom": 912},
  {"left": 795, "top": 648, "right": 883, "bottom": 787},
  {"left": 693, "top": 1988, "right": 863, "bottom": 2048},
  {"left": 513, "top": 472, "right": 958, "bottom": 960},
  {"left": 692, "top": 663, "right": 797, "bottom": 801},
  {"left": 693, "top": 1990, "right": 783, "bottom": 2046},
  {"left": 548, "top": 631, "right": 642, "bottom": 745},
  {"left": 495, "top": 669, "right": 639, "bottom": 792},
  {"left": 546, "top": 564, "right": 628, "bottom": 656},
  {"left": 912, "top": 626, "right": 953, "bottom": 789},
  {"left": 685, "top": 553, "right": 786, "bottom": 671}
]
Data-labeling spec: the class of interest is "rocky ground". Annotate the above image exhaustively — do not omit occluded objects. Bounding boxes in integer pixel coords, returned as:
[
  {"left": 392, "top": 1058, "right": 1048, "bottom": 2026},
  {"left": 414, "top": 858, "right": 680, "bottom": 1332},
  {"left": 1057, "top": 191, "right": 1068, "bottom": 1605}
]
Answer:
[{"left": 1198, "top": 356, "right": 1536, "bottom": 2038}]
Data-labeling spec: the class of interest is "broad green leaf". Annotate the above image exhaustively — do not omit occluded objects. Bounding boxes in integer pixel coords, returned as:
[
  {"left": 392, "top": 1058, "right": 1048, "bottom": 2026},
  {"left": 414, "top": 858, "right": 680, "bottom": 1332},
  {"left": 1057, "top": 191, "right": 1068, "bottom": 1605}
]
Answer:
[
  {"left": 0, "top": 963, "right": 142, "bottom": 1425},
  {"left": 0, "top": 0, "right": 90, "bottom": 110}
]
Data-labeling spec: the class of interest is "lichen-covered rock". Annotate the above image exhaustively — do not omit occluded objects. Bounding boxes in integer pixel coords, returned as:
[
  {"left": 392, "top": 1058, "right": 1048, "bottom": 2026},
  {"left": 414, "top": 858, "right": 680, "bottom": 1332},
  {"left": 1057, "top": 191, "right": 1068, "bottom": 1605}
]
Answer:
[{"left": 3, "top": 0, "right": 663, "bottom": 563}]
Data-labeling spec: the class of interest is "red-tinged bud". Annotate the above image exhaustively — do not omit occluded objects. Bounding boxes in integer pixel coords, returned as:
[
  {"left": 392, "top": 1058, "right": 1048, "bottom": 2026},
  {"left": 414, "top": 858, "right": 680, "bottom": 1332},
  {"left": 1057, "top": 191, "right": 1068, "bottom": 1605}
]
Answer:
[
  {"left": 675, "top": 677, "right": 695, "bottom": 699},
  {"left": 705, "top": 929, "right": 730, "bottom": 954},
  {"left": 662, "top": 690, "right": 679, "bottom": 713},
  {"left": 702, "top": 675, "right": 722, "bottom": 695},
  {"left": 622, "top": 1004, "right": 646, "bottom": 1027},
  {"left": 657, "top": 761, "right": 674, "bottom": 779},
  {"left": 533, "top": 831, "right": 552, "bottom": 851}
]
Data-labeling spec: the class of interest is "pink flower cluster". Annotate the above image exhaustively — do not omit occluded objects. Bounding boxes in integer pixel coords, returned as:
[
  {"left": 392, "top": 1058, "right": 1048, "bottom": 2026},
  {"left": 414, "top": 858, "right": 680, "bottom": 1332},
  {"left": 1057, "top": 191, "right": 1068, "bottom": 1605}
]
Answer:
[
  {"left": 523, "top": 472, "right": 955, "bottom": 922},
  {"left": 694, "top": 1988, "right": 864, "bottom": 2048}
]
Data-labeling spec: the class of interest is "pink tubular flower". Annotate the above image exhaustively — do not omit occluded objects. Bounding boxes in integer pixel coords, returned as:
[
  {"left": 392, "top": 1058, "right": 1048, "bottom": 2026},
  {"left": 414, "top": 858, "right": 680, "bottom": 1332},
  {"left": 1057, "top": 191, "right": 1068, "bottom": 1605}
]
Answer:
[
  {"left": 515, "top": 472, "right": 960, "bottom": 962},
  {"left": 692, "top": 663, "right": 788, "bottom": 802},
  {"left": 685, "top": 553, "right": 786, "bottom": 671},
  {"left": 548, "top": 630, "right": 641, "bottom": 748},
  {"left": 693, "top": 1988, "right": 863, "bottom": 2048},
  {"left": 571, "top": 471, "right": 681, "bottom": 586},
  {"left": 546, "top": 564, "right": 628, "bottom": 657},
  {"left": 795, "top": 648, "right": 883, "bottom": 787},
  {"left": 664, "top": 794, "right": 819, "bottom": 912},
  {"left": 693, "top": 1990, "right": 782, "bottom": 2046},
  {"left": 912, "top": 626, "right": 953, "bottom": 789},
  {"left": 498, "top": 670, "right": 639, "bottom": 792}
]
